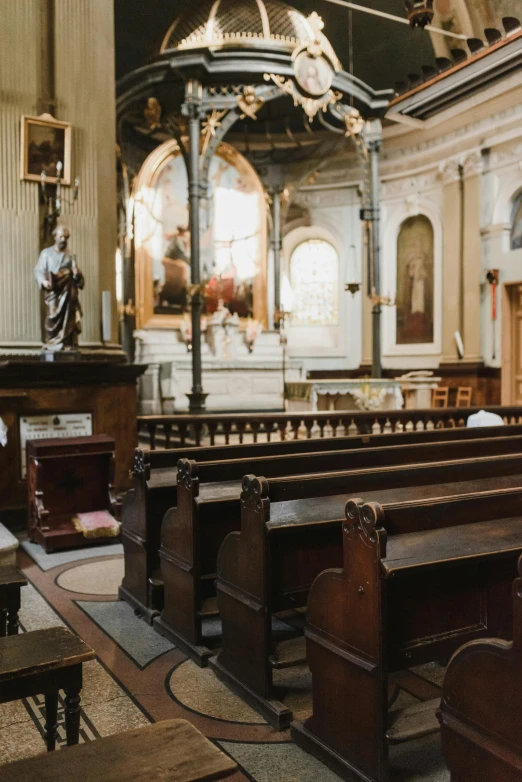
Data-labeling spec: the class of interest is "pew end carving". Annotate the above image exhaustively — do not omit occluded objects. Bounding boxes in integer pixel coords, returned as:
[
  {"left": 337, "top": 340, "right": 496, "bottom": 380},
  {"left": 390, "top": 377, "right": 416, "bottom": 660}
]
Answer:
[
  {"left": 209, "top": 474, "right": 289, "bottom": 724},
  {"left": 119, "top": 448, "right": 167, "bottom": 622},
  {"left": 438, "top": 553, "right": 522, "bottom": 781},
  {"left": 293, "top": 499, "right": 391, "bottom": 782}
]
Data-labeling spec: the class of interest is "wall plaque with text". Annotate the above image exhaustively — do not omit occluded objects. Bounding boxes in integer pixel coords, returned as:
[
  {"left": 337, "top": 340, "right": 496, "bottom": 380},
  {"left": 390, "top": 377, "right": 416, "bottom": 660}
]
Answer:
[{"left": 19, "top": 413, "right": 92, "bottom": 477}]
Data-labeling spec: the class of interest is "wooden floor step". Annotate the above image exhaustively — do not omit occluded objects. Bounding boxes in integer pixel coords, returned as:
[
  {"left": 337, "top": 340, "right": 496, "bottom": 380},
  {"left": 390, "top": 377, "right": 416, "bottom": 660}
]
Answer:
[
  {"left": 386, "top": 698, "right": 440, "bottom": 745},
  {"left": 197, "top": 597, "right": 219, "bottom": 617},
  {"left": 269, "top": 636, "right": 306, "bottom": 669}
]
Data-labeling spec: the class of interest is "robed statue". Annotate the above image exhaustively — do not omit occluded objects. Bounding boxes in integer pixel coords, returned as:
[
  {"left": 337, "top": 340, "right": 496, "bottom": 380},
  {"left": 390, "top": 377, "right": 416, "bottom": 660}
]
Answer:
[{"left": 34, "top": 225, "right": 84, "bottom": 350}]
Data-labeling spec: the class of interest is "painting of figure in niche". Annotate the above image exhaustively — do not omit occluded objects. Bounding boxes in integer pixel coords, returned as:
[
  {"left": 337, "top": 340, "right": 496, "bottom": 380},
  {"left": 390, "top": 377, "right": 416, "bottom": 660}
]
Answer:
[
  {"left": 139, "top": 144, "right": 264, "bottom": 319},
  {"left": 396, "top": 215, "right": 434, "bottom": 344},
  {"left": 511, "top": 190, "right": 522, "bottom": 250}
]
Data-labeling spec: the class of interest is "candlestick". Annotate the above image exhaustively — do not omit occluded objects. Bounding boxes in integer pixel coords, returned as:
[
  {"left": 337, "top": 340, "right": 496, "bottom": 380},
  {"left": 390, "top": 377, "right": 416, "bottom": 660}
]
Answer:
[{"left": 102, "top": 291, "right": 111, "bottom": 343}]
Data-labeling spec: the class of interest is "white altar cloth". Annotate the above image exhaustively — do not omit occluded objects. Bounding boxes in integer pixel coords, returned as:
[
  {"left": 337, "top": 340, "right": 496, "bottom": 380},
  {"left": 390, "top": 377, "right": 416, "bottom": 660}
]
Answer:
[{"left": 286, "top": 379, "right": 404, "bottom": 412}]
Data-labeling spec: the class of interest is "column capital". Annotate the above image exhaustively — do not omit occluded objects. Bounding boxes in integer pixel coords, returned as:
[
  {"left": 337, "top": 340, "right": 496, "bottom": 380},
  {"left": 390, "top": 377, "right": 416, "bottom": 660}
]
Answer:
[{"left": 438, "top": 157, "right": 461, "bottom": 184}]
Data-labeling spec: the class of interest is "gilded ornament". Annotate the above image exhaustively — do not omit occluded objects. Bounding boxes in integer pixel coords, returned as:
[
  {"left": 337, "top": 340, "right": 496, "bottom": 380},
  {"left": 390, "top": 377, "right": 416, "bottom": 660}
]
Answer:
[
  {"left": 237, "top": 86, "right": 265, "bottom": 120},
  {"left": 344, "top": 107, "right": 365, "bottom": 137}
]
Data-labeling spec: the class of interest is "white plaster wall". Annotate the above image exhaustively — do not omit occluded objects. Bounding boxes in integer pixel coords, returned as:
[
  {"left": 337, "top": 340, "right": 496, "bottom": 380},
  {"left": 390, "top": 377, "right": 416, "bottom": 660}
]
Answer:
[{"left": 481, "top": 138, "right": 522, "bottom": 368}]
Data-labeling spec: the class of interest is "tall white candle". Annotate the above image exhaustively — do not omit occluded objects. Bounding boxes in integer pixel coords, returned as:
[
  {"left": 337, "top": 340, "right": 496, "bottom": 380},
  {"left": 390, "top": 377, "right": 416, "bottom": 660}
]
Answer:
[{"left": 102, "top": 290, "right": 111, "bottom": 343}]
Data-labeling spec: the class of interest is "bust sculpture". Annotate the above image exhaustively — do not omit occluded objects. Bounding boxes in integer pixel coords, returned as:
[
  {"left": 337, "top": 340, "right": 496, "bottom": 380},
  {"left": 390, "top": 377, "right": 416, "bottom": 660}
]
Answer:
[{"left": 34, "top": 225, "right": 84, "bottom": 350}]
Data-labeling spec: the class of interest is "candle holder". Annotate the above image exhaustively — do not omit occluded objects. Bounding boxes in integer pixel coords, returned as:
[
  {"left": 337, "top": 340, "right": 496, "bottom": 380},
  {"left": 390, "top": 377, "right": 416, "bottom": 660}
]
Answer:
[
  {"left": 275, "top": 308, "right": 292, "bottom": 412},
  {"left": 345, "top": 282, "right": 361, "bottom": 296},
  {"left": 40, "top": 161, "right": 80, "bottom": 238}
]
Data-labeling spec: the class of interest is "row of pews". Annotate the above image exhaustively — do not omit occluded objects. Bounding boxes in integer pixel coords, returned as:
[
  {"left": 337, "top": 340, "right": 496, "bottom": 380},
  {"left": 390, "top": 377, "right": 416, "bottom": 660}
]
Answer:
[{"left": 120, "top": 422, "right": 522, "bottom": 781}]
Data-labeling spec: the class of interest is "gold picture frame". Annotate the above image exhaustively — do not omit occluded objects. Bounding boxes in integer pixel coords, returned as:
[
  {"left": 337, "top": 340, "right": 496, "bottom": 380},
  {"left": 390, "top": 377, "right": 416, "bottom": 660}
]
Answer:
[{"left": 21, "top": 113, "right": 72, "bottom": 185}]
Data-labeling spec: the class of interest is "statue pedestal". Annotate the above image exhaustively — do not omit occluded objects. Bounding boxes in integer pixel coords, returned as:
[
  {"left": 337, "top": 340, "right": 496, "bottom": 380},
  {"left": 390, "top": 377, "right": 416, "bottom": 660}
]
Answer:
[
  {"left": 40, "top": 349, "right": 82, "bottom": 362},
  {"left": 0, "top": 358, "right": 147, "bottom": 512}
]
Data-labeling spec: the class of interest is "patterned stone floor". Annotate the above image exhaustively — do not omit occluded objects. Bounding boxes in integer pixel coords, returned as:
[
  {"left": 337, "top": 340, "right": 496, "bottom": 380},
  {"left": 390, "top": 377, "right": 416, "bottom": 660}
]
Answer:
[{"left": 0, "top": 544, "right": 450, "bottom": 780}]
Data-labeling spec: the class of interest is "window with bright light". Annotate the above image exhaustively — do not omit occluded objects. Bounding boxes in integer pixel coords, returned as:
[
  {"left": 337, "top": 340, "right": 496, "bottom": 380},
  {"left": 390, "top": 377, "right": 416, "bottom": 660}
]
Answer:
[{"left": 289, "top": 239, "right": 339, "bottom": 326}]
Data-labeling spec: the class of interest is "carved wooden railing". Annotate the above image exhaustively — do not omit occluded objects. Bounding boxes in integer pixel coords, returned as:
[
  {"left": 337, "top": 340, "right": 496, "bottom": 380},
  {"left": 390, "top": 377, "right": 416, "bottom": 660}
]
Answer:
[{"left": 137, "top": 406, "right": 522, "bottom": 449}]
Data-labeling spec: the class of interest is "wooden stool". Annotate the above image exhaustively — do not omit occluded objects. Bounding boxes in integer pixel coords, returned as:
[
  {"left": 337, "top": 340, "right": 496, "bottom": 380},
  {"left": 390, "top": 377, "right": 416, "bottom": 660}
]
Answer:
[
  {"left": 456, "top": 386, "right": 473, "bottom": 407},
  {"left": 0, "top": 566, "right": 27, "bottom": 637},
  {"left": 432, "top": 387, "right": 449, "bottom": 408},
  {"left": 1, "top": 719, "right": 238, "bottom": 781},
  {"left": 0, "top": 626, "right": 95, "bottom": 751}
]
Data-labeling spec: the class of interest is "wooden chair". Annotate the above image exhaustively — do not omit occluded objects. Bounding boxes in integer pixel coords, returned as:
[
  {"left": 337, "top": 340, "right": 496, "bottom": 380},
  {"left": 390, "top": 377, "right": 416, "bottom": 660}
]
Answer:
[
  {"left": 1, "top": 719, "right": 237, "bottom": 782},
  {"left": 0, "top": 566, "right": 27, "bottom": 637},
  {"left": 0, "top": 626, "right": 95, "bottom": 751},
  {"left": 456, "top": 386, "right": 473, "bottom": 407},
  {"left": 432, "top": 386, "right": 449, "bottom": 407}
]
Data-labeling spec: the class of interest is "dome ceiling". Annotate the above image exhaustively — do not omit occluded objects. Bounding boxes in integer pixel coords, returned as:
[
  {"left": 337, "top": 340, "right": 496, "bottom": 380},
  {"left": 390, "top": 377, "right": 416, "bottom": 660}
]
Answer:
[
  {"left": 161, "top": 0, "right": 315, "bottom": 53},
  {"left": 115, "top": 0, "right": 434, "bottom": 91}
]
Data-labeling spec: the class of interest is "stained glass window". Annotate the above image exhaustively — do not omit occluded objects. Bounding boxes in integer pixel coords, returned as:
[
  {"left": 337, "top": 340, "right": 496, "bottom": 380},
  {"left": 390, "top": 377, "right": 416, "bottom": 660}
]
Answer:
[{"left": 289, "top": 239, "right": 339, "bottom": 326}]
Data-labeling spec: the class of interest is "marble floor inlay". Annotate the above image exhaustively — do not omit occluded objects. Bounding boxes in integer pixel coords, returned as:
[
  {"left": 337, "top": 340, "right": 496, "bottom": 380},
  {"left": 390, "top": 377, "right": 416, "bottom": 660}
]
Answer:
[{"left": 0, "top": 545, "right": 452, "bottom": 780}]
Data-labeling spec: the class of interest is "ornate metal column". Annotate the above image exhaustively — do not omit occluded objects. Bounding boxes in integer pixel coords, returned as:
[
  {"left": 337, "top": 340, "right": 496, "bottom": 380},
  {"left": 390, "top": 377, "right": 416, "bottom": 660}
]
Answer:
[
  {"left": 183, "top": 80, "right": 207, "bottom": 412},
  {"left": 270, "top": 186, "right": 283, "bottom": 324},
  {"left": 366, "top": 120, "right": 383, "bottom": 378}
]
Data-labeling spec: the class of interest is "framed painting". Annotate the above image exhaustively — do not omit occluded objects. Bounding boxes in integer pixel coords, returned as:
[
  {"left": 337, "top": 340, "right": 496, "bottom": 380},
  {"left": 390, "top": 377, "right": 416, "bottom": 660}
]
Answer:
[
  {"left": 396, "top": 214, "right": 434, "bottom": 345},
  {"left": 132, "top": 139, "right": 267, "bottom": 329},
  {"left": 21, "top": 113, "right": 72, "bottom": 185}
]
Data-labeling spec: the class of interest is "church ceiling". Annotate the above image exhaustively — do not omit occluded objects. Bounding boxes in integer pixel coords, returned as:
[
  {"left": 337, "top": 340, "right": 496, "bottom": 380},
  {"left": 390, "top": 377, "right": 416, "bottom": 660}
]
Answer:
[
  {"left": 115, "top": 1, "right": 520, "bottom": 92},
  {"left": 115, "top": 0, "right": 434, "bottom": 91}
]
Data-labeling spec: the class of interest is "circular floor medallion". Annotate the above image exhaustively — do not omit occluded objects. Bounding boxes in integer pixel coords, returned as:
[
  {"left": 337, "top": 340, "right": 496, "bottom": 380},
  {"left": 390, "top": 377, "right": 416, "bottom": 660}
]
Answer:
[{"left": 56, "top": 557, "right": 124, "bottom": 596}]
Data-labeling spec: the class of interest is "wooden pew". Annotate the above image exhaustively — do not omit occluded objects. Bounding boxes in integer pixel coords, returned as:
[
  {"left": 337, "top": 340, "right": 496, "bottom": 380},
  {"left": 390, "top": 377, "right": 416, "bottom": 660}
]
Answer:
[
  {"left": 2, "top": 719, "right": 237, "bottom": 782},
  {"left": 122, "top": 424, "right": 522, "bottom": 620},
  {"left": 211, "top": 463, "right": 522, "bottom": 730},
  {"left": 290, "top": 491, "right": 522, "bottom": 782},
  {"left": 438, "top": 554, "right": 522, "bottom": 782},
  {"left": 155, "top": 442, "right": 522, "bottom": 663},
  {"left": 0, "top": 566, "right": 27, "bottom": 636}
]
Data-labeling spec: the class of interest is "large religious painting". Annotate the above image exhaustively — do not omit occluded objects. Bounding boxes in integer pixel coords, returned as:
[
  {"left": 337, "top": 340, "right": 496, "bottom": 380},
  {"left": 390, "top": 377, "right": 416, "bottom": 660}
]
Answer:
[
  {"left": 511, "top": 190, "right": 522, "bottom": 250},
  {"left": 396, "top": 215, "right": 434, "bottom": 344},
  {"left": 133, "top": 140, "right": 267, "bottom": 328}
]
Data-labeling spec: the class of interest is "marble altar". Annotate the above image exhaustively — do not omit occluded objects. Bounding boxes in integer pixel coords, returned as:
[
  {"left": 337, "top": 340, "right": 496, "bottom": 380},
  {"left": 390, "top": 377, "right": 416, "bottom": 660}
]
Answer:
[
  {"left": 286, "top": 379, "right": 404, "bottom": 412},
  {"left": 286, "top": 372, "right": 444, "bottom": 412},
  {"left": 135, "top": 328, "right": 303, "bottom": 413}
]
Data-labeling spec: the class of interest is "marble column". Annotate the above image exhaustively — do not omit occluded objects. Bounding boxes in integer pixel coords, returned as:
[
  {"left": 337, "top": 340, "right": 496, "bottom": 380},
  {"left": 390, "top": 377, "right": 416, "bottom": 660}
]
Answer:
[
  {"left": 439, "top": 158, "right": 463, "bottom": 362},
  {"left": 461, "top": 150, "right": 484, "bottom": 362}
]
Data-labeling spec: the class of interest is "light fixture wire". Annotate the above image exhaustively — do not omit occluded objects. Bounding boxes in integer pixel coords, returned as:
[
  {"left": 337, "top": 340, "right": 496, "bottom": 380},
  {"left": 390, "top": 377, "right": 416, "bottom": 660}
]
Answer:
[{"left": 322, "top": 0, "right": 468, "bottom": 40}]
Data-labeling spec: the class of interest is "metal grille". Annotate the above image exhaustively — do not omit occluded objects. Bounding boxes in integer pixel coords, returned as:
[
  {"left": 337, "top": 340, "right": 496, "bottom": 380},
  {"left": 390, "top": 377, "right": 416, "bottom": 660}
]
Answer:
[
  {"left": 161, "top": 0, "right": 313, "bottom": 53},
  {"left": 213, "top": 0, "right": 265, "bottom": 38},
  {"left": 162, "top": 0, "right": 215, "bottom": 51},
  {"left": 265, "top": 1, "right": 310, "bottom": 42}
]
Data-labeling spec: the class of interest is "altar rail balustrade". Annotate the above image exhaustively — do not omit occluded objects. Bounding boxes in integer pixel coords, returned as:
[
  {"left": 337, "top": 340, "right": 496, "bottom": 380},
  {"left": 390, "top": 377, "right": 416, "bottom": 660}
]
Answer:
[{"left": 137, "top": 406, "right": 522, "bottom": 449}]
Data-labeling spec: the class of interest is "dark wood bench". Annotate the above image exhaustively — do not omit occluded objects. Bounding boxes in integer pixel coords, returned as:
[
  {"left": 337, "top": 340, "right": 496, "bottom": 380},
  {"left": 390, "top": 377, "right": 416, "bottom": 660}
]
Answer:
[
  {"left": 0, "top": 566, "right": 27, "bottom": 636},
  {"left": 1, "top": 719, "right": 237, "bottom": 781},
  {"left": 211, "top": 463, "right": 522, "bottom": 729},
  {"left": 0, "top": 626, "right": 95, "bottom": 751},
  {"left": 156, "top": 447, "right": 522, "bottom": 668},
  {"left": 121, "top": 424, "right": 519, "bottom": 621},
  {"left": 438, "top": 553, "right": 522, "bottom": 782},
  {"left": 290, "top": 491, "right": 522, "bottom": 782}
]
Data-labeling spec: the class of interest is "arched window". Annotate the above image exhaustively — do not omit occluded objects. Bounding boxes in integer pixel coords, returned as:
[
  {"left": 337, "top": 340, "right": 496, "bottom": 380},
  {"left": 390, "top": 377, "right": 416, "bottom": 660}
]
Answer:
[
  {"left": 396, "top": 215, "right": 434, "bottom": 344},
  {"left": 511, "top": 190, "right": 522, "bottom": 250},
  {"left": 289, "top": 239, "right": 339, "bottom": 326}
]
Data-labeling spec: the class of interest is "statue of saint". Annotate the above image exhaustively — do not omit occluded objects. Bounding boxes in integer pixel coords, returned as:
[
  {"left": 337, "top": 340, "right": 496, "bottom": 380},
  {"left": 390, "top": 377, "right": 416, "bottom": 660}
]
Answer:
[{"left": 34, "top": 225, "right": 84, "bottom": 350}]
